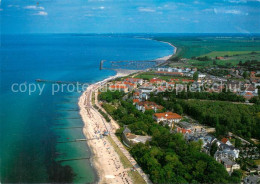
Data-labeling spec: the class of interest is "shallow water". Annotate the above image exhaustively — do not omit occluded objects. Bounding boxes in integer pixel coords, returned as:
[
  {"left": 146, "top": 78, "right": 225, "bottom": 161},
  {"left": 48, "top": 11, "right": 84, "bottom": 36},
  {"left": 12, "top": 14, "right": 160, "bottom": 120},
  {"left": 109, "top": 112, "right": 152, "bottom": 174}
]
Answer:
[{"left": 0, "top": 34, "right": 173, "bottom": 183}]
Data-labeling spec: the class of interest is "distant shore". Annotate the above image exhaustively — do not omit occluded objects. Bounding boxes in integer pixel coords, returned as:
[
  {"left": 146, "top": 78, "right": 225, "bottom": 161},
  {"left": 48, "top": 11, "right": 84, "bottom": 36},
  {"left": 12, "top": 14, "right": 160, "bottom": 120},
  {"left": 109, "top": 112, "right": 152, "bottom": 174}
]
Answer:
[{"left": 78, "top": 40, "right": 176, "bottom": 183}]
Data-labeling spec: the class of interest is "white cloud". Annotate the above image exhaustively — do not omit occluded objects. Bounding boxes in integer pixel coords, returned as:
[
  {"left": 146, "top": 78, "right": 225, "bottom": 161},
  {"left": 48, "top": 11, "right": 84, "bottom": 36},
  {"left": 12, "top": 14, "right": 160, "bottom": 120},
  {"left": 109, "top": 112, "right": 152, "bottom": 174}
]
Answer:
[
  {"left": 92, "top": 6, "right": 105, "bottom": 10},
  {"left": 225, "top": 0, "right": 247, "bottom": 3},
  {"left": 138, "top": 7, "right": 156, "bottom": 12},
  {"left": 7, "top": 5, "right": 20, "bottom": 8},
  {"left": 24, "top": 5, "right": 44, "bottom": 10},
  {"left": 34, "top": 11, "right": 48, "bottom": 16},
  {"left": 213, "top": 8, "right": 248, "bottom": 15},
  {"left": 225, "top": 0, "right": 260, "bottom": 3},
  {"left": 225, "top": 9, "right": 242, "bottom": 14}
]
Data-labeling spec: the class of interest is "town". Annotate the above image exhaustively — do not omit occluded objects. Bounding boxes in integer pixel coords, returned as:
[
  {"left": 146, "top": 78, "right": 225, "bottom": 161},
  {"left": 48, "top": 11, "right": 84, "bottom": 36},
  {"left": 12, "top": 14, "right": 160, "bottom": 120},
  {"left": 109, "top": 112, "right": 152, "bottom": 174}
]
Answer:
[{"left": 98, "top": 64, "right": 260, "bottom": 183}]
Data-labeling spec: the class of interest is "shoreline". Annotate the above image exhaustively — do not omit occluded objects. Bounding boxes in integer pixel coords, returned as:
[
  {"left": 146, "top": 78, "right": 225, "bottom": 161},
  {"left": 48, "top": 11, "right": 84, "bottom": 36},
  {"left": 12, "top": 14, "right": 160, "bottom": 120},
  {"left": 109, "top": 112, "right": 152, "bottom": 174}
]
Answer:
[
  {"left": 78, "top": 71, "right": 132, "bottom": 184},
  {"left": 78, "top": 40, "right": 176, "bottom": 183}
]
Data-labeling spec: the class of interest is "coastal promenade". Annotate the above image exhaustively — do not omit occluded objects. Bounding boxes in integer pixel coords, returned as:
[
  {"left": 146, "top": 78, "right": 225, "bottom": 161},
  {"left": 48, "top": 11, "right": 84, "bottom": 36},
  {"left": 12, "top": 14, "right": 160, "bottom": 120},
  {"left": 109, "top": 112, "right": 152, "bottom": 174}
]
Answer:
[
  {"left": 94, "top": 90, "right": 152, "bottom": 184},
  {"left": 79, "top": 83, "right": 133, "bottom": 184}
]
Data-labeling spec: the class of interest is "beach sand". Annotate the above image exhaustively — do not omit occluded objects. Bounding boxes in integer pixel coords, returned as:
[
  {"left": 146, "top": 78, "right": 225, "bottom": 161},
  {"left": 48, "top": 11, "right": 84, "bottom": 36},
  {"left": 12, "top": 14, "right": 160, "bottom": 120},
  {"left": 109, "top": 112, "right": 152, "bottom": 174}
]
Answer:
[{"left": 79, "top": 71, "right": 134, "bottom": 184}]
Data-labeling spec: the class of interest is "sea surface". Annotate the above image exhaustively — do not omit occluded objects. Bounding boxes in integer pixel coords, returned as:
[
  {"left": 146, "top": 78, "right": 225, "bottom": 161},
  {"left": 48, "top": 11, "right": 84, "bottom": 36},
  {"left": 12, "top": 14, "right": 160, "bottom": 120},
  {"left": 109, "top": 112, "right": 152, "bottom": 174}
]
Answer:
[{"left": 0, "top": 34, "right": 173, "bottom": 183}]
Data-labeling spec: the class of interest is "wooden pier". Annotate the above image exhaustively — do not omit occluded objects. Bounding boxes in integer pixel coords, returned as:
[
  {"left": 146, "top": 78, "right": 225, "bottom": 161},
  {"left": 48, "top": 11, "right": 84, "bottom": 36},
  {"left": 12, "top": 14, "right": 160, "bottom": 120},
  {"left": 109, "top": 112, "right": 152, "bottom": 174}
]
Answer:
[
  {"left": 57, "top": 138, "right": 98, "bottom": 143},
  {"left": 35, "top": 79, "right": 88, "bottom": 85},
  {"left": 57, "top": 157, "right": 91, "bottom": 163}
]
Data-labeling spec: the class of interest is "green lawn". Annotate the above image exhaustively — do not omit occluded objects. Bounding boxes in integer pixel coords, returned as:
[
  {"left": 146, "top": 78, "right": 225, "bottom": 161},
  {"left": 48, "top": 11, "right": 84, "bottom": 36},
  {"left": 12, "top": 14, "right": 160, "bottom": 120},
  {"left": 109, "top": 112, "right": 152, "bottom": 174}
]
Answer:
[
  {"left": 154, "top": 35, "right": 260, "bottom": 59},
  {"left": 201, "top": 51, "right": 260, "bottom": 57},
  {"left": 187, "top": 51, "right": 260, "bottom": 67},
  {"left": 135, "top": 72, "right": 192, "bottom": 81}
]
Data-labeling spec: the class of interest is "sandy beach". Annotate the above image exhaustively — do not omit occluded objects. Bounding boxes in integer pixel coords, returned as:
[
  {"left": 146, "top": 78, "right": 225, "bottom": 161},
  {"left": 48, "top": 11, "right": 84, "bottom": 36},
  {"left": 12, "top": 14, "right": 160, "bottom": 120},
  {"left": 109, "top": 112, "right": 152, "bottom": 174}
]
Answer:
[
  {"left": 79, "top": 72, "right": 131, "bottom": 184},
  {"left": 78, "top": 42, "right": 176, "bottom": 183}
]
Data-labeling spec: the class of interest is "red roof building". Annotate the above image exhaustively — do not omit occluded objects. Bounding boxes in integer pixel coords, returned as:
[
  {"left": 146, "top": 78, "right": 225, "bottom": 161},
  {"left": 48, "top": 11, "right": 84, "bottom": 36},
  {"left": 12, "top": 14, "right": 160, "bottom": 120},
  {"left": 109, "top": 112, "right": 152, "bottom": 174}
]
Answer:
[{"left": 153, "top": 112, "right": 182, "bottom": 128}]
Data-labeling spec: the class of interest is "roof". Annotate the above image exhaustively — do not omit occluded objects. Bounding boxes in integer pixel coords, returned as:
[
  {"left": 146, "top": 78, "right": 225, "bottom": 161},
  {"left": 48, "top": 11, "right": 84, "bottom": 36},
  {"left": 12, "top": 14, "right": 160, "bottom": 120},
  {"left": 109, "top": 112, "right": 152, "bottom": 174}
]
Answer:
[
  {"left": 221, "top": 138, "right": 229, "bottom": 144},
  {"left": 244, "top": 175, "right": 260, "bottom": 183},
  {"left": 109, "top": 85, "right": 127, "bottom": 89},
  {"left": 150, "top": 78, "right": 163, "bottom": 83},
  {"left": 124, "top": 82, "right": 135, "bottom": 86},
  {"left": 178, "top": 121, "right": 192, "bottom": 129},
  {"left": 154, "top": 112, "right": 182, "bottom": 120},
  {"left": 182, "top": 79, "right": 194, "bottom": 83},
  {"left": 123, "top": 127, "right": 131, "bottom": 134},
  {"left": 177, "top": 127, "right": 192, "bottom": 134},
  {"left": 133, "top": 99, "right": 140, "bottom": 103},
  {"left": 170, "top": 79, "right": 180, "bottom": 81},
  {"left": 133, "top": 92, "right": 140, "bottom": 96},
  {"left": 138, "top": 101, "right": 164, "bottom": 110}
]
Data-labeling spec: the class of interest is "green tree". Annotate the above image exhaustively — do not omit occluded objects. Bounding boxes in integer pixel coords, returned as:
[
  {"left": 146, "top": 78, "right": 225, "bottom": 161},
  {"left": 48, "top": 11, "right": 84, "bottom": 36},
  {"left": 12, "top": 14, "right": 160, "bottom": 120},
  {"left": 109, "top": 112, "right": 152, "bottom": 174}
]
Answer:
[
  {"left": 243, "top": 71, "right": 249, "bottom": 79},
  {"left": 193, "top": 72, "right": 199, "bottom": 81},
  {"left": 235, "top": 138, "right": 242, "bottom": 148},
  {"left": 210, "top": 142, "right": 218, "bottom": 156}
]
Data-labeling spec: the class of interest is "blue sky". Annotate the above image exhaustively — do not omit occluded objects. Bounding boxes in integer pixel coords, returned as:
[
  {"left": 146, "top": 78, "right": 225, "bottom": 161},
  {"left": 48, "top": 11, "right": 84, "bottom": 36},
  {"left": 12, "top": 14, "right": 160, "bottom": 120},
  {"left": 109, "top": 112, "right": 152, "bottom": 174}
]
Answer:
[{"left": 1, "top": 0, "right": 260, "bottom": 34}]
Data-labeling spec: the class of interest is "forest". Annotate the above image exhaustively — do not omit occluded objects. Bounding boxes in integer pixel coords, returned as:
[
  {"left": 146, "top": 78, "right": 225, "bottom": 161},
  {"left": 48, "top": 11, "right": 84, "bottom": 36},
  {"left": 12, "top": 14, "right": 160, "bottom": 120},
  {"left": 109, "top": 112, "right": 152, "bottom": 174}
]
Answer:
[{"left": 150, "top": 92, "right": 260, "bottom": 140}]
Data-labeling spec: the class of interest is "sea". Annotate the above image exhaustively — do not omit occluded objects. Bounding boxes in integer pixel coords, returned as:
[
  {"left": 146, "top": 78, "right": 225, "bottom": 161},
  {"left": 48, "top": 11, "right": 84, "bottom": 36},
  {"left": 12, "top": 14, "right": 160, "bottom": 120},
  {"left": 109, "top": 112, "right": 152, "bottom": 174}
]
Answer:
[{"left": 0, "top": 34, "right": 173, "bottom": 183}]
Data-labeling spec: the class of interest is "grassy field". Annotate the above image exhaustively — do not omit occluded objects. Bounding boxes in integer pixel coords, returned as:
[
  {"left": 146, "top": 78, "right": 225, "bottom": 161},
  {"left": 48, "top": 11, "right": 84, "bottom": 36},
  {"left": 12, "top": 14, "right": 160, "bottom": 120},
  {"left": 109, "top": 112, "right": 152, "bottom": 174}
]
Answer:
[
  {"left": 154, "top": 35, "right": 260, "bottom": 59},
  {"left": 187, "top": 51, "right": 260, "bottom": 67},
  {"left": 201, "top": 51, "right": 260, "bottom": 57},
  {"left": 254, "top": 159, "right": 260, "bottom": 165}
]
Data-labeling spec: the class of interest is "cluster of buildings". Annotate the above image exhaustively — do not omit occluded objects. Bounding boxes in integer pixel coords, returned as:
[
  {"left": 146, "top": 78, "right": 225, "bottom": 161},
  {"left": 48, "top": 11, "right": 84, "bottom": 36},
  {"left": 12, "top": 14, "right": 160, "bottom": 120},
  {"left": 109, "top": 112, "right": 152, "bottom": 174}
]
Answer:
[
  {"left": 170, "top": 120, "right": 242, "bottom": 174},
  {"left": 107, "top": 69, "right": 259, "bottom": 178},
  {"left": 156, "top": 67, "right": 198, "bottom": 77},
  {"left": 205, "top": 68, "right": 260, "bottom": 101}
]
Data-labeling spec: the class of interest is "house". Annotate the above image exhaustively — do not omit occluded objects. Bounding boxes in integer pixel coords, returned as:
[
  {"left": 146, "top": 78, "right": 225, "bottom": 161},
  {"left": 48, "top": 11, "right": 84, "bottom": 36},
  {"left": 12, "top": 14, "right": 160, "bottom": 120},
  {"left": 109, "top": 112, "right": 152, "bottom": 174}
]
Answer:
[
  {"left": 198, "top": 74, "right": 206, "bottom": 79},
  {"left": 245, "top": 85, "right": 258, "bottom": 94},
  {"left": 243, "top": 175, "right": 259, "bottom": 184},
  {"left": 150, "top": 78, "right": 165, "bottom": 85},
  {"left": 216, "top": 56, "right": 225, "bottom": 60},
  {"left": 122, "top": 127, "right": 152, "bottom": 147},
  {"left": 124, "top": 82, "right": 137, "bottom": 91},
  {"left": 170, "top": 79, "right": 180, "bottom": 82},
  {"left": 125, "top": 78, "right": 143, "bottom": 85},
  {"left": 139, "top": 84, "right": 155, "bottom": 93},
  {"left": 219, "top": 158, "right": 240, "bottom": 173},
  {"left": 157, "top": 67, "right": 173, "bottom": 72},
  {"left": 153, "top": 112, "right": 182, "bottom": 128},
  {"left": 243, "top": 92, "right": 254, "bottom": 101},
  {"left": 221, "top": 138, "right": 233, "bottom": 146},
  {"left": 136, "top": 101, "right": 164, "bottom": 112},
  {"left": 176, "top": 121, "right": 193, "bottom": 135},
  {"left": 250, "top": 71, "right": 256, "bottom": 78},
  {"left": 108, "top": 85, "right": 128, "bottom": 93},
  {"left": 133, "top": 92, "right": 140, "bottom": 99},
  {"left": 215, "top": 143, "right": 240, "bottom": 159},
  {"left": 133, "top": 99, "right": 140, "bottom": 105},
  {"left": 182, "top": 79, "right": 194, "bottom": 83},
  {"left": 200, "top": 135, "right": 217, "bottom": 154},
  {"left": 156, "top": 86, "right": 168, "bottom": 93}
]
